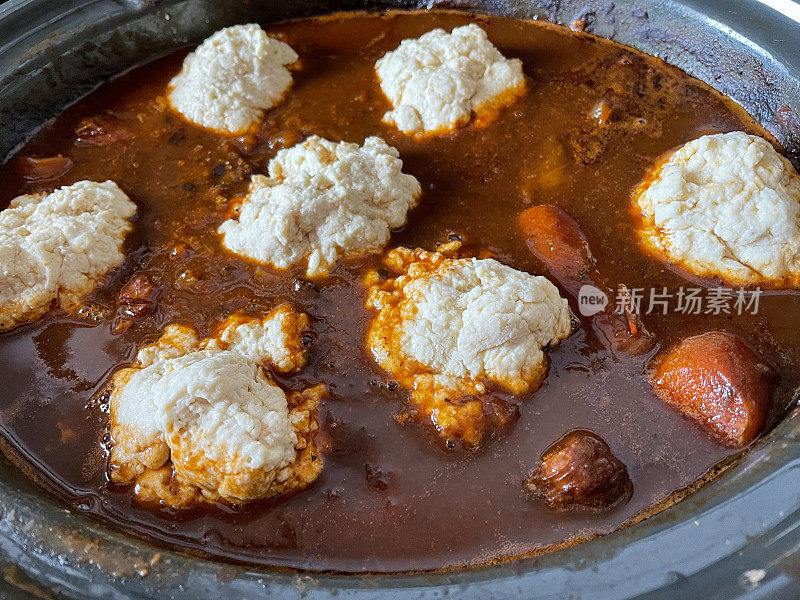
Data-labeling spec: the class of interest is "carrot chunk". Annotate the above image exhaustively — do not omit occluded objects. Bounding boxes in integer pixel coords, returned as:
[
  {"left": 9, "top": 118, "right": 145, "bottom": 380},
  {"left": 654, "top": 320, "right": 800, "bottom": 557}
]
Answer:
[
  {"left": 651, "top": 332, "right": 776, "bottom": 447},
  {"left": 518, "top": 204, "right": 594, "bottom": 284},
  {"left": 518, "top": 204, "right": 654, "bottom": 355}
]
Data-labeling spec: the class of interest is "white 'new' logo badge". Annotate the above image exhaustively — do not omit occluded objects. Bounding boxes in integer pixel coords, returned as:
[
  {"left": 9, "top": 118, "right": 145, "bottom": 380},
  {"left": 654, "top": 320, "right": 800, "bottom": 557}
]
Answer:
[{"left": 577, "top": 284, "right": 608, "bottom": 316}]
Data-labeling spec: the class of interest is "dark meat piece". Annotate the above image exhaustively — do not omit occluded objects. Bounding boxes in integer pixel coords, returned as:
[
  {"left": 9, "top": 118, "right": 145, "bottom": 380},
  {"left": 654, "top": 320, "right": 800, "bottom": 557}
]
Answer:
[
  {"left": 110, "top": 318, "right": 132, "bottom": 335},
  {"left": 119, "top": 274, "right": 157, "bottom": 317},
  {"left": 364, "top": 464, "right": 391, "bottom": 491},
  {"left": 651, "top": 332, "right": 777, "bottom": 447},
  {"left": 75, "top": 115, "right": 132, "bottom": 146},
  {"left": 518, "top": 204, "right": 654, "bottom": 356},
  {"left": 484, "top": 396, "right": 520, "bottom": 429},
  {"left": 16, "top": 155, "right": 73, "bottom": 181},
  {"left": 525, "top": 430, "right": 632, "bottom": 510}
]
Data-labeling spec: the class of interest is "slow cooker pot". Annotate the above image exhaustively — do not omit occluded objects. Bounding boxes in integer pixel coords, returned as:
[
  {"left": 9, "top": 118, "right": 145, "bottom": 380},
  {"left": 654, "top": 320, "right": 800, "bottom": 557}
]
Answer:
[{"left": 0, "top": 0, "right": 799, "bottom": 598}]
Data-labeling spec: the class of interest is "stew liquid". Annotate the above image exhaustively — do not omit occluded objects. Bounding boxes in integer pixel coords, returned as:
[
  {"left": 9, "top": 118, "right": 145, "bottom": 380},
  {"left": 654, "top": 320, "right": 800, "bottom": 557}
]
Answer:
[{"left": 0, "top": 11, "right": 798, "bottom": 572}]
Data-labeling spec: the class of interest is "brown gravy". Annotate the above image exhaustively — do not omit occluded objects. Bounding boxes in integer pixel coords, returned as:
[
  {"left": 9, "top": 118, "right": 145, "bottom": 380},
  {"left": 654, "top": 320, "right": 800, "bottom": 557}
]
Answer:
[{"left": 1, "top": 11, "right": 799, "bottom": 572}]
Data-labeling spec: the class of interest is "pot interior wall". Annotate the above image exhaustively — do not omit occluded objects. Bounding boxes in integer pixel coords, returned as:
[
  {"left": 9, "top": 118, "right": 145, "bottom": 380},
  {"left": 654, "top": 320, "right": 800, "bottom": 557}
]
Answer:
[{"left": 1, "top": 0, "right": 798, "bottom": 162}]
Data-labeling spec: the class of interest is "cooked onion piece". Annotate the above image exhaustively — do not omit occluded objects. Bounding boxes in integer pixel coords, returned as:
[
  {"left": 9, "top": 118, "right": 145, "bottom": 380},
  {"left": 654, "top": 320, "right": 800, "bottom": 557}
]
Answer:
[
  {"left": 375, "top": 23, "right": 525, "bottom": 136},
  {"left": 167, "top": 24, "right": 299, "bottom": 134},
  {"left": 365, "top": 245, "right": 571, "bottom": 445},
  {"left": 650, "top": 331, "right": 776, "bottom": 447},
  {"left": 0, "top": 180, "right": 136, "bottom": 331},
  {"left": 219, "top": 135, "right": 421, "bottom": 277},
  {"left": 108, "top": 306, "right": 323, "bottom": 508},
  {"left": 635, "top": 132, "right": 800, "bottom": 285}
]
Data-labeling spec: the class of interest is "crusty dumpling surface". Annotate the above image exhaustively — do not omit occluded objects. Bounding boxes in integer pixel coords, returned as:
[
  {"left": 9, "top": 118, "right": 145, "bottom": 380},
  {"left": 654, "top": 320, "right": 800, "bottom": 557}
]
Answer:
[
  {"left": 108, "top": 306, "right": 323, "bottom": 508},
  {"left": 167, "top": 24, "right": 298, "bottom": 134},
  {"left": 365, "top": 245, "right": 571, "bottom": 444},
  {"left": 218, "top": 135, "right": 421, "bottom": 276},
  {"left": 0, "top": 180, "right": 136, "bottom": 331},
  {"left": 635, "top": 131, "right": 800, "bottom": 285},
  {"left": 375, "top": 23, "right": 526, "bottom": 136}
]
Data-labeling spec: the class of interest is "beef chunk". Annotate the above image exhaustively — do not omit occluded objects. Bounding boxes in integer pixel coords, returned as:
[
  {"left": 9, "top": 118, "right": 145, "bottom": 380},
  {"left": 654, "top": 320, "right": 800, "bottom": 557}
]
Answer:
[
  {"left": 75, "top": 115, "right": 131, "bottom": 145},
  {"left": 525, "top": 430, "right": 632, "bottom": 510},
  {"left": 119, "top": 274, "right": 157, "bottom": 317}
]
